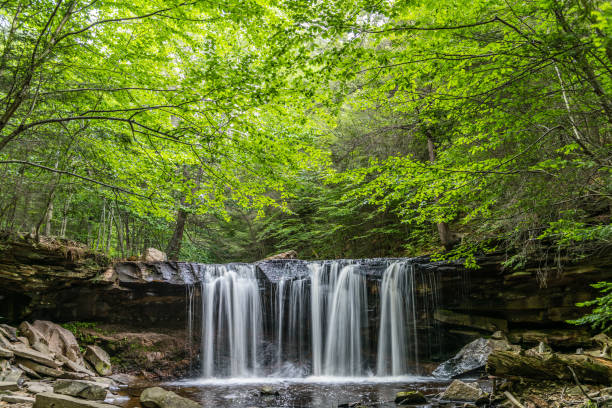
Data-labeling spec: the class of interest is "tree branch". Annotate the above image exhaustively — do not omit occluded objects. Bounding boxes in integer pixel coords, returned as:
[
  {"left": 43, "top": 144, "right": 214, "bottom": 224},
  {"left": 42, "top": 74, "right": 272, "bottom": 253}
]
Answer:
[{"left": 0, "top": 160, "right": 152, "bottom": 199}]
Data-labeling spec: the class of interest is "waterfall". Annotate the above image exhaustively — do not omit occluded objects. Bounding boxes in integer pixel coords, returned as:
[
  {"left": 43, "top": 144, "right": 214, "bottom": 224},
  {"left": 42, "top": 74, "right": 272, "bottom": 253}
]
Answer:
[
  {"left": 309, "top": 263, "right": 324, "bottom": 376},
  {"left": 322, "top": 264, "right": 367, "bottom": 376},
  {"left": 376, "top": 262, "right": 416, "bottom": 376},
  {"left": 376, "top": 261, "right": 441, "bottom": 375},
  {"left": 275, "top": 278, "right": 287, "bottom": 371},
  {"left": 185, "top": 258, "right": 440, "bottom": 379},
  {"left": 200, "top": 264, "right": 262, "bottom": 377}
]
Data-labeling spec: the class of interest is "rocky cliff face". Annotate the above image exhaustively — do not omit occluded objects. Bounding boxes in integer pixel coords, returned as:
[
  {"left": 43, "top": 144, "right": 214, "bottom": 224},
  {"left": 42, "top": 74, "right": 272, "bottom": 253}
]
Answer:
[{"left": 1, "top": 234, "right": 611, "bottom": 359}]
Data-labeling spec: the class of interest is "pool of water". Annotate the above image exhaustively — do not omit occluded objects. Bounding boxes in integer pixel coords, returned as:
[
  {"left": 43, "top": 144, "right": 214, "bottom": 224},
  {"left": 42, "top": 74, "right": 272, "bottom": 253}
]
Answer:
[{"left": 112, "top": 376, "right": 452, "bottom": 407}]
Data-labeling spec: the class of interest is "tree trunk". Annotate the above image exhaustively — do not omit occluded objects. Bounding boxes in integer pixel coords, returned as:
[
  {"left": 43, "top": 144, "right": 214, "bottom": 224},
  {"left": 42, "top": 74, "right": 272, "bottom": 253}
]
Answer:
[
  {"left": 487, "top": 349, "right": 612, "bottom": 385},
  {"left": 44, "top": 199, "right": 53, "bottom": 236},
  {"left": 166, "top": 167, "right": 203, "bottom": 261},
  {"left": 114, "top": 209, "right": 125, "bottom": 259},
  {"left": 427, "top": 135, "right": 454, "bottom": 250},
  {"left": 166, "top": 207, "right": 188, "bottom": 260}
]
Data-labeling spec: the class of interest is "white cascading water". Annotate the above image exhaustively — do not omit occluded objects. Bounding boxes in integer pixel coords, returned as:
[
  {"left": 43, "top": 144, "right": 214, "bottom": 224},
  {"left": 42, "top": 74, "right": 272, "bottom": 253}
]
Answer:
[
  {"left": 199, "top": 264, "right": 262, "bottom": 377},
  {"left": 185, "top": 259, "right": 439, "bottom": 378},
  {"left": 376, "top": 261, "right": 417, "bottom": 376},
  {"left": 323, "top": 265, "right": 367, "bottom": 376}
]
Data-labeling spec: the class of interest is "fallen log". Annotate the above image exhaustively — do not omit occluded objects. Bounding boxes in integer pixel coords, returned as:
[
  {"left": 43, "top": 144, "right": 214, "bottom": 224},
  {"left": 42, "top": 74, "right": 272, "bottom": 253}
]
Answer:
[{"left": 486, "top": 349, "right": 612, "bottom": 385}]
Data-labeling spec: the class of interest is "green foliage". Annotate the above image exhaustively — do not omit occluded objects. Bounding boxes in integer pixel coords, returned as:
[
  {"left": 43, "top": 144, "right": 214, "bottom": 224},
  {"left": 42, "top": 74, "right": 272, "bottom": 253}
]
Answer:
[
  {"left": 569, "top": 282, "right": 612, "bottom": 332},
  {"left": 0, "top": 0, "right": 610, "bottom": 264},
  {"left": 61, "top": 322, "right": 100, "bottom": 351}
]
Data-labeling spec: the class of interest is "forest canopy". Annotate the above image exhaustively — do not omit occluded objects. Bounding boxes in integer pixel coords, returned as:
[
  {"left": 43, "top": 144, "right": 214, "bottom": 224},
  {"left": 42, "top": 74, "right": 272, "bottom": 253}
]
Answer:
[{"left": 0, "top": 0, "right": 610, "bottom": 266}]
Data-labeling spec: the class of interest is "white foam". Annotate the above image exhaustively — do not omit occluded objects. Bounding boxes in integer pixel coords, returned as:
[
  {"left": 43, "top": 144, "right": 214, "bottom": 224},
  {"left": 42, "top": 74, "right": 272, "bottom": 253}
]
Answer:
[{"left": 167, "top": 375, "right": 435, "bottom": 386}]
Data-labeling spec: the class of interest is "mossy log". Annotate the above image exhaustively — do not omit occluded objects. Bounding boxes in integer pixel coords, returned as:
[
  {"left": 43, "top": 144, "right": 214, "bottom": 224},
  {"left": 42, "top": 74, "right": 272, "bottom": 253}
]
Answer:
[{"left": 486, "top": 350, "right": 612, "bottom": 385}]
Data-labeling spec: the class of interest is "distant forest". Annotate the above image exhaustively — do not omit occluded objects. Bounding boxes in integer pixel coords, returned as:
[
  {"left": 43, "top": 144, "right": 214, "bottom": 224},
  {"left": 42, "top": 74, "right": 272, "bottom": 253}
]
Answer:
[{"left": 0, "top": 0, "right": 610, "bottom": 266}]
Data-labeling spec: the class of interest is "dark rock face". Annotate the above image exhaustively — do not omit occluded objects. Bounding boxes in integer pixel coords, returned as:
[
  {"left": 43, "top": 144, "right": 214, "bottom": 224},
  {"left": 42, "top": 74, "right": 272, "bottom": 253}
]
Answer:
[
  {"left": 2, "top": 233, "right": 612, "bottom": 372},
  {"left": 432, "top": 335, "right": 520, "bottom": 378}
]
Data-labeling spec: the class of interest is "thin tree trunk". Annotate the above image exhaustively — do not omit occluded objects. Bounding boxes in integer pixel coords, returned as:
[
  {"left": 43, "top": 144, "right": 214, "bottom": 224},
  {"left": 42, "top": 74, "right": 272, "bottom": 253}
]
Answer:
[
  {"left": 427, "top": 135, "right": 454, "bottom": 250},
  {"left": 95, "top": 200, "right": 105, "bottom": 251},
  {"left": 44, "top": 199, "right": 53, "bottom": 236},
  {"left": 105, "top": 206, "right": 114, "bottom": 253},
  {"left": 114, "top": 208, "right": 125, "bottom": 258},
  {"left": 166, "top": 167, "right": 203, "bottom": 260}
]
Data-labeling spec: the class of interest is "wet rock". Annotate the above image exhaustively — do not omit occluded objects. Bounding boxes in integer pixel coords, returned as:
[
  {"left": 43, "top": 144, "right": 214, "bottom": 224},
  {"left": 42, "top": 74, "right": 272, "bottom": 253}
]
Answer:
[
  {"left": 142, "top": 248, "right": 167, "bottom": 262},
  {"left": 441, "top": 380, "right": 484, "bottom": 401},
  {"left": 259, "top": 386, "right": 280, "bottom": 396},
  {"left": 53, "top": 379, "right": 107, "bottom": 401},
  {"left": 84, "top": 346, "right": 111, "bottom": 376},
  {"left": 433, "top": 337, "right": 519, "bottom": 378},
  {"left": 33, "top": 392, "right": 118, "bottom": 407},
  {"left": 140, "top": 386, "right": 200, "bottom": 408},
  {"left": 395, "top": 390, "right": 427, "bottom": 404},
  {"left": 108, "top": 373, "right": 136, "bottom": 385}
]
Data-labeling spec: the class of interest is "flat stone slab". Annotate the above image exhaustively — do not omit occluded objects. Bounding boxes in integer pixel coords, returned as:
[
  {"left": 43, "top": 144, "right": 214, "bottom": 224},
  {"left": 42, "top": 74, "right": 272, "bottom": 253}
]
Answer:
[
  {"left": 18, "top": 359, "right": 64, "bottom": 377},
  {"left": 2, "top": 394, "right": 36, "bottom": 403},
  {"left": 0, "top": 381, "right": 19, "bottom": 391},
  {"left": 33, "top": 392, "right": 118, "bottom": 408},
  {"left": 11, "top": 344, "right": 60, "bottom": 368},
  {"left": 54, "top": 379, "right": 107, "bottom": 400},
  {"left": 25, "top": 381, "right": 54, "bottom": 394}
]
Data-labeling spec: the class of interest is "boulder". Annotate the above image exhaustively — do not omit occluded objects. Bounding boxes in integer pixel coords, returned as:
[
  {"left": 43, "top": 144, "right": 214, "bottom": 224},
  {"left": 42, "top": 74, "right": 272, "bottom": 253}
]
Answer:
[
  {"left": 142, "top": 248, "right": 167, "bottom": 262},
  {"left": 433, "top": 336, "right": 519, "bottom": 378},
  {"left": 84, "top": 346, "right": 111, "bottom": 376},
  {"left": 108, "top": 373, "right": 136, "bottom": 385},
  {"left": 10, "top": 343, "right": 60, "bottom": 368},
  {"left": 262, "top": 250, "right": 298, "bottom": 260},
  {"left": 140, "top": 387, "right": 200, "bottom": 408},
  {"left": 19, "top": 321, "right": 48, "bottom": 347},
  {"left": 259, "top": 386, "right": 280, "bottom": 396},
  {"left": 441, "top": 380, "right": 484, "bottom": 401},
  {"left": 32, "top": 321, "right": 85, "bottom": 366},
  {"left": 395, "top": 391, "right": 427, "bottom": 404},
  {"left": 54, "top": 379, "right": 107, "bottom": 401},
  {"left": 33, "top": 392, "right": 117, "bottom": 408},
  {"left": 57, "top": 354, "right": 96, "bottom": 376}
]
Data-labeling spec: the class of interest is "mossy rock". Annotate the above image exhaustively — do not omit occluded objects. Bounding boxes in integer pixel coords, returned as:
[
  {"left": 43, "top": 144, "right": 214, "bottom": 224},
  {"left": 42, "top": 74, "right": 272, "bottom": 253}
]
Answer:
[{"left": 395, "top": 391, "right": 427, "bottom": 404}]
